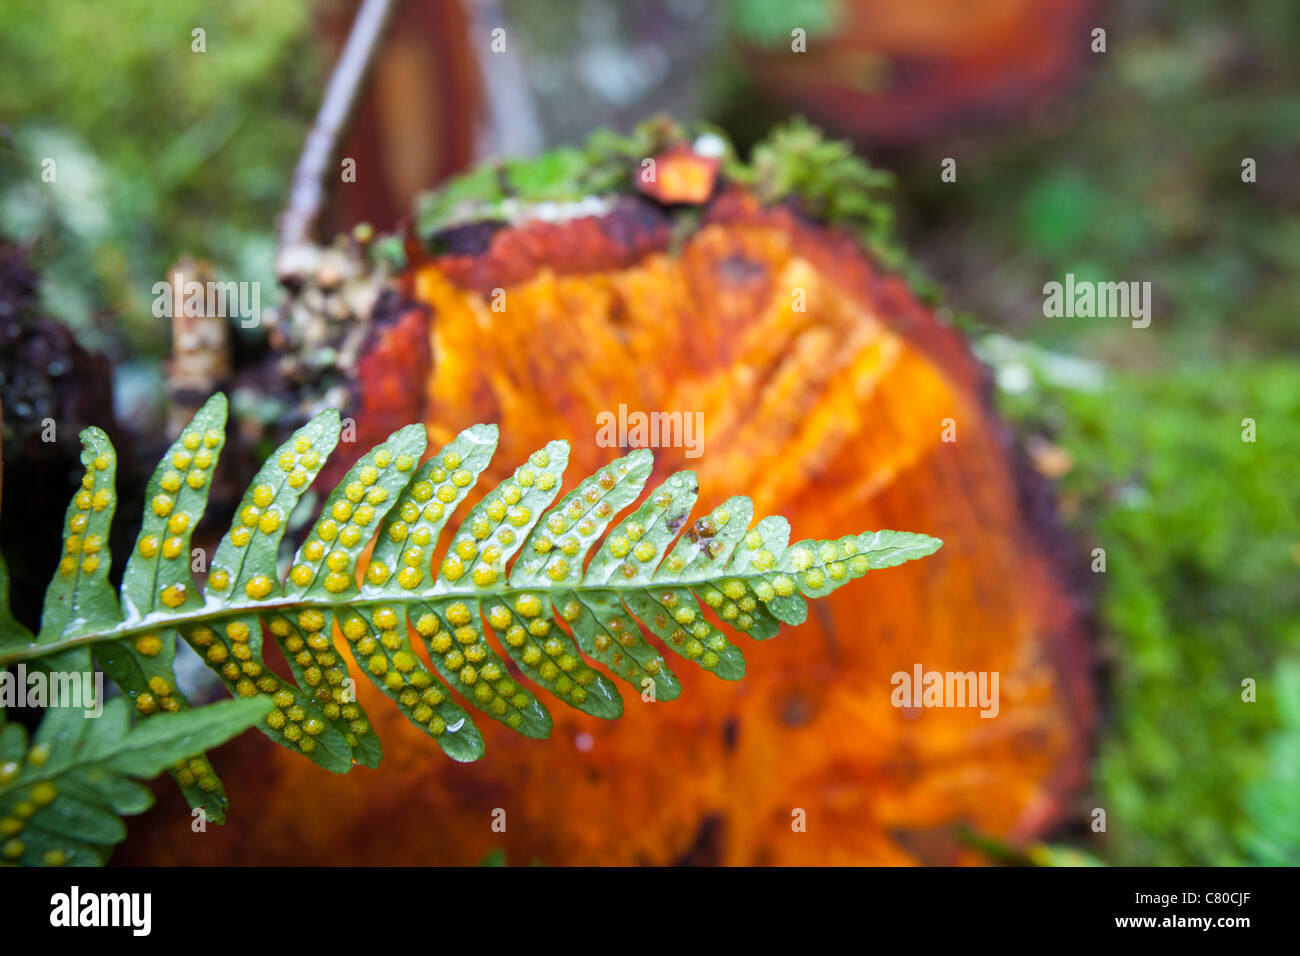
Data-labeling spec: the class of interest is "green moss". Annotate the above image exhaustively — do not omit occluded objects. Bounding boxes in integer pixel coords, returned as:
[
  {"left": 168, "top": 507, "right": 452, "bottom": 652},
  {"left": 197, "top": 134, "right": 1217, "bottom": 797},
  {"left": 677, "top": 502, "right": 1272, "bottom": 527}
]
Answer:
[
  {"left": 992, "top": 350, "right": 1300, "bottom": 865},
  {"left": 414, "top": 117, "right": 904, "bottom": 273},
  {"left": 729, "top": 116, "right": 900, "bottom": 268},
  {"left": 415, "top": 118, "right": 691, "bottom": 236},
  {"left": 1241, "top": 659, "right": 1300, "bottom": 864}
]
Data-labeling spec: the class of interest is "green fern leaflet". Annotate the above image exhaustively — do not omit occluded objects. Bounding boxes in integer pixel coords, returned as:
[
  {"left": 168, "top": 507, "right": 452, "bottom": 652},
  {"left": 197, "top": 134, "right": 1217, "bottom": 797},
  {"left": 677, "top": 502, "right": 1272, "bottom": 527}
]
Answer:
[
  {"left": 0, "top": 393, "right": 942, "bottom": 842},
  {"left": 0, "top": 697, "right": 269, "bottom": 866}
]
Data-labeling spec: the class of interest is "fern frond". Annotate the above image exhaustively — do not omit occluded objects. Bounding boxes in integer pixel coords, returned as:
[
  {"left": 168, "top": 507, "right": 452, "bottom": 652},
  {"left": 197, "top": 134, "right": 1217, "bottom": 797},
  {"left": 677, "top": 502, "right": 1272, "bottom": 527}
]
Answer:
[
  {"left": 99, "top": 396, "right": 231, "bottom": 820},
  {"left": 3, "top": 394, "right": 942, "bottom": 793},
  {"left": 0, "top": 697, "right": 268, "bottom": 866}
]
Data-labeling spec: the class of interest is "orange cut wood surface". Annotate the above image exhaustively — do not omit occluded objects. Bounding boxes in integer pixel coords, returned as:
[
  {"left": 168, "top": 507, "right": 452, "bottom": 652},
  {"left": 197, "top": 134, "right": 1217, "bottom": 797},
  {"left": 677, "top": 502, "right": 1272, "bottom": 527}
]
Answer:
[{"left": 121, "top": 190, "right": 1091, "bottom": 866}]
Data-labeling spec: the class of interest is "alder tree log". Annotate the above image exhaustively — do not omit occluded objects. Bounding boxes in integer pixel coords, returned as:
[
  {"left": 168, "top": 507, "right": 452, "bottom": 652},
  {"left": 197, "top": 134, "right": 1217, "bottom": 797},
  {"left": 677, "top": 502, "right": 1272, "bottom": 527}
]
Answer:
[
  {"left": 315, "top": 0, "right": 479, "bottom": 235},
  {"left": 745, "top": 0, "right": 1096, "bottom": 143},
  {"left": 123, "top": 171, "right": 1093, "bottom": 866}
]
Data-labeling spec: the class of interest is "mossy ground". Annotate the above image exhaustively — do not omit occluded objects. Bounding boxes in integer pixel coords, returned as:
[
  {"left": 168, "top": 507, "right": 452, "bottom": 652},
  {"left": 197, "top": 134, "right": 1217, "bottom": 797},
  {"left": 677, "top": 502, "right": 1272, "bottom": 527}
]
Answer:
[{"left": 992, "top": 354, "right": 1300, "bottom": 865}]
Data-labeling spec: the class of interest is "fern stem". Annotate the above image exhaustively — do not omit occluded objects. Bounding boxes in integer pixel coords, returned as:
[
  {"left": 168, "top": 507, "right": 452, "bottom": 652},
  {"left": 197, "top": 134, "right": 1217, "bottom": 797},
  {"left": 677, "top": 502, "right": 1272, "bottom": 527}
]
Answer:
[{"left": 1, "top": 578, "right": 780, "bottom": 666}]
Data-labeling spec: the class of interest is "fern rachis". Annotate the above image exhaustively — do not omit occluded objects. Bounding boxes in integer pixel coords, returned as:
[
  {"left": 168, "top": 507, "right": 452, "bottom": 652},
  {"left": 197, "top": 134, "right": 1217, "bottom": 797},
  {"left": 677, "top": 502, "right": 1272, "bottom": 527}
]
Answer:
[{"left": 0, "top": 392, "right": 940, "bottom": 862}]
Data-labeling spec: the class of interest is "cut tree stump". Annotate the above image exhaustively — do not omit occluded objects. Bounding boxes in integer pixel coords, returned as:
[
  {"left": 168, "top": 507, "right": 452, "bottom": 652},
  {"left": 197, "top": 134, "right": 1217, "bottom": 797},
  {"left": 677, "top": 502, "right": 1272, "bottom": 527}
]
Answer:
[{"left": 122, "top": 151, "right": 1093, "bottom": 866}]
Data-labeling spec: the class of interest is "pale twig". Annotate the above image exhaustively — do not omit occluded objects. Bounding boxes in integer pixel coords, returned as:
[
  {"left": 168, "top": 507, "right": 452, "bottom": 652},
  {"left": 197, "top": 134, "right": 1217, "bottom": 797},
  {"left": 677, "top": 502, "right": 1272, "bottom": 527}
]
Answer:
[{"left": 277, "top": 0, "right": 399, "bottom": 270}]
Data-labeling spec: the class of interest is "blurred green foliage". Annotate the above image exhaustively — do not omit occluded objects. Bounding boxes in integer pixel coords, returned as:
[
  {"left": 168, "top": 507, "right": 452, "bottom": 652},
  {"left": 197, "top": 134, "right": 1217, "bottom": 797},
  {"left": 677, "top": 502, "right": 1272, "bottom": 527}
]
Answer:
[
  {"left": 992, "top": 350, "right": 1300, "bottom": 865},
  {"left": 897, "top": 0, "right": 1300, "bottom": 357},
  {"left": 0, "top": 0, "right": 318, "bottom": 358},
  {"left": 726, "top": 0, "right": 837, "bottom": 46}
]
